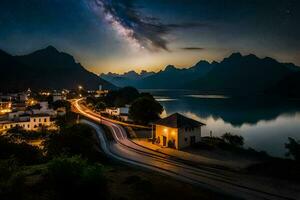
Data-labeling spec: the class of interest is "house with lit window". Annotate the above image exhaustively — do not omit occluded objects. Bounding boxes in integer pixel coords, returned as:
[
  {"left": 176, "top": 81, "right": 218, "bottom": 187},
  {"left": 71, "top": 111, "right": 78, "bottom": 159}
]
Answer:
[
  {"left": 154, "top": 113, "right": 205, "bottom": 150},
  {"left": 105, "top": 106, "right": 130, "bottom": 121},
  {"left": 0, "top": 114, "right": 56, "bottom": 132}
]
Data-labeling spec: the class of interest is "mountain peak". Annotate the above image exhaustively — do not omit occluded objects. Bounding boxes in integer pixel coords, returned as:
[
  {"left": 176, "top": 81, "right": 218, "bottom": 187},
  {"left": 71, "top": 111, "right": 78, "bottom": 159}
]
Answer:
[
  {"left": 196, "top": 60, "right": 210, "bottom": 66},
  {"left": 44, "top": 45, "right": 59, "bottom": 53},
  {"left": 165, "top": 65, "right": 176, "bottom": 71},
  {"left": 229, "top": 52, "right": 242, "bottom": 59}
]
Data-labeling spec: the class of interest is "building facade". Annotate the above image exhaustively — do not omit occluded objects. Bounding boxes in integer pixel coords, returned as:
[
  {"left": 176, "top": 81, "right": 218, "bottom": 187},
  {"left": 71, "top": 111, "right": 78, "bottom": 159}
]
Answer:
[
  {"left": 155, "top": 113, "right": 205, "bottom": 150},
  {"left": 0, "top": 115, "right": 55, "bottom": 132}
]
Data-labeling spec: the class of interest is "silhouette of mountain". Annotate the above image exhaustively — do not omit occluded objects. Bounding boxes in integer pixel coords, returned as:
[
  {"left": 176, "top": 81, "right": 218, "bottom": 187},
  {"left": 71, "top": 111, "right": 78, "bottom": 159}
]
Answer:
[
  {"left": 139, "top": 61, "right": 215, "bottom": 89},
  {"left": 101, "top": 60, "right": 215, "bottom": 88},
  {"left": 187, "top": 53, "right": 296, "bottom": 94},
  {"left": 267, "top": 72, "right": 300, "bottom": 98},
  {"left": 0, "top": 46, "right": 116, "bottom": 91},
  {"left": 100, "top": 70, "right": 155, "bottom": 87},
  {"left": 101, "top": 53, "right": 299, "bottom": 94}
]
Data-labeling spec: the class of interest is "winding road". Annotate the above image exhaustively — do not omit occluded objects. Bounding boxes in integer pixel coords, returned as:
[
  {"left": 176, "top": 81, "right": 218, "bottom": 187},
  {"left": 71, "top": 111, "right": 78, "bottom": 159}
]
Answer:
[{"left": 73, "top": 99, "right": 299, "bottom": 200}]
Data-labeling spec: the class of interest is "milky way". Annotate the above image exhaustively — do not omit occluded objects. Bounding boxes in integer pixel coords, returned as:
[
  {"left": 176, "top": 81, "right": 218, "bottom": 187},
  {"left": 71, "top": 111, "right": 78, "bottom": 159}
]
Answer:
[{"left": 90, "top": 0, "right": 204, "bottom": 52}]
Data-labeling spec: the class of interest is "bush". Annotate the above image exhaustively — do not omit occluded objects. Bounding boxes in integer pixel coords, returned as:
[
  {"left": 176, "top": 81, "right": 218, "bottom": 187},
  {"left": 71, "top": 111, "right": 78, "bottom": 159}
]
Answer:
[
  {"left": 6, "top": 127, "right": 55, "bottom": 140},
  {"left": 221, "top": 133, "right": 244, "bottom": 147},
  {"left": 285, "top": 137, "right": 300, "bottom": 161},
  {"left": 0, "top": 137, "right": 43, "bottom": 165},
  {"left": 51, "top": 100, "right": 71, "bottom": 111},
  {"left": 47, "top": 156, "right": 107, "bottom": 199},
  {"left": 44, "top": 124, "right": 101, "bottom": 162},
  {"left": 55, "top": 110, "right": 77, "bottom": 129},
  {"left": 0, "top": 158, "right": 19, "bottom": 181},
  {"left": 95, "top": 101, "right": 106, "bottom": 111}
]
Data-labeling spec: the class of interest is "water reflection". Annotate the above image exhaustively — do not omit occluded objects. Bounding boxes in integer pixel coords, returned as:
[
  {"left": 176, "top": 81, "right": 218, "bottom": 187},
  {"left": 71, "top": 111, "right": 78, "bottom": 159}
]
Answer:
[
  {"left": 159, "top": 96, "right": 300, "bottom": 127},
  {"left": 148, "top": 90, "right": 300, "bottom": 157}
]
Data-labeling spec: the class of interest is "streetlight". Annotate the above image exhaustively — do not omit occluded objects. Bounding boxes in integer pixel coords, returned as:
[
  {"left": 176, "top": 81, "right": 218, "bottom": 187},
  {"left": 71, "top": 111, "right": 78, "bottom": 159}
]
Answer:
[{"left": 78, "top": 86, "right": 83, "bottom": 98}]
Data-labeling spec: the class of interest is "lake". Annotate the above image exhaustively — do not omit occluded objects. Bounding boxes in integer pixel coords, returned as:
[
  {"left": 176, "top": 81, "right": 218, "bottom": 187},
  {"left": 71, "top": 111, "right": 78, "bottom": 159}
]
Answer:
[{"left": 142, "top": 89, "right": 300, "bottom": 158}]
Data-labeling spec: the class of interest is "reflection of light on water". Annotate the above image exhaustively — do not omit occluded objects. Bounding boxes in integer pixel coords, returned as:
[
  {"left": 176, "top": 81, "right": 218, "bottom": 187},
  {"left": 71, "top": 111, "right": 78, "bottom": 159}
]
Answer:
[
  {"left": 183, "top": 112, "right": 240, "bottom": 137},
  {"left": 186, "top": 95, "right": 230, "bottom": 99},
  {"left": 179, "top": 111, "right": 300, "bottom": 157},
  {"left": 156, "top": 98, "right": 177, "bottom": 102},
  {"left": 155, "top": 96, "right": 177, "bottom": 102}
]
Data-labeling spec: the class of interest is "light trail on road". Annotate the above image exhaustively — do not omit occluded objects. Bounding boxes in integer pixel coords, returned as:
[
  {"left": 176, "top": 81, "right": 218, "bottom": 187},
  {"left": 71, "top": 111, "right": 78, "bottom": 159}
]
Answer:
[{"left": 74, "top": 99, "right": 299, "bottom": 200}]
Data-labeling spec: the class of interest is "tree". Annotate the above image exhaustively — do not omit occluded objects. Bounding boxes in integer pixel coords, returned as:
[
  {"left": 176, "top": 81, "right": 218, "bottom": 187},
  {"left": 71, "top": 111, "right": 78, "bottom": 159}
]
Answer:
[
  {"left": 104, "top": 87, "right": 140, "bottom": 107},
  {"left": 51, "top": 100, "right": 71, "bottom": 111},
  {"left": 47, "top": 156, "right": 107, "bottom": 199},
  {"left": 95, "top": 101, "right": 106, "bottom": 111},
  {"left": 129, "top": 97, "right": 163, "bottom": 124},
  {"left": 285, "top": 137, "right": 300, "bottom": 161},
  {"left": 44, "top": 124, "right": 101, "bottom": 161},
  {"left": 221, "top": 133, "right": 244, "bottom": 147}
]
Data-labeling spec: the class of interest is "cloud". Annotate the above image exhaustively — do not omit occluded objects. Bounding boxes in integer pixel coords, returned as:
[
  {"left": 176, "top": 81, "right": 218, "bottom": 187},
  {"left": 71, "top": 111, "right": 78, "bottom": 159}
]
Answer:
[
  {"left": 90, "top": 0, "right": 204, "bottom": 51},
  {"left": 181, "top": 47, "right": 205, "bottom": 51}
]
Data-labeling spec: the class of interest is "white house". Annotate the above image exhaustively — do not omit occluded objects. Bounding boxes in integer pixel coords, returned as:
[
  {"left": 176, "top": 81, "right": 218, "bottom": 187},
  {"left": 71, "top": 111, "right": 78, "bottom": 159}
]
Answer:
[
  {"left": 105, "top": 106, "right": 129, "bottom": 116},
  {"left": 53, "top": 93, "right": 66, "bottom": 102},
  {"left": 0, "top": 114, "right": 56, "bottom": 132},
  {"left": 105, "top": 106, "right": 130, "bottom": 121},
  {"left": 155, "top": 113, "right": 205, "bottom": 150}
]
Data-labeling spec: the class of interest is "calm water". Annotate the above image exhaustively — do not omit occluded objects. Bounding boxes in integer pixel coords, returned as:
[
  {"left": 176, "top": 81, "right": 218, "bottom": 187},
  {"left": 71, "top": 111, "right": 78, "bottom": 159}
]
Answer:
[{"left": 143, "top": 89, "right": 300, "bottom": 158}]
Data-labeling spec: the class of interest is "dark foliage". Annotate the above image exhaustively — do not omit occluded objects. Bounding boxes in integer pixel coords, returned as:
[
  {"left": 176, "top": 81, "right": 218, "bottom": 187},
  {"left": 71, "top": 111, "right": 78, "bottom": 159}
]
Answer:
[
  {"left": 104, "top": 87, "right": 140, "bottom": 107},
  {"left": 46, "top": 156, "right": 107, "bottom": 200},
  {"left": 221, "top": 133, "right": 244, "bottom": 147},
  {"left": 199, "top": 136, "right": 269, "bottom": 158},
  {"left": 6, "top": 126, "right": 56, "bottom": 140},
  {"left": 55, "top": 110, "right": 77, "bottom": 129},
  {"left": 44, "top": 124, "right": 101, "bottom": 162},
  {"left": 285, "top": 137, "right": 300, "bottom": 161},
  {"left": 129, "top": 96, "right": 163, "bottom": 124},
  {"left": 0, "top": 136, "right": 43, "bottom": 165},
  {"left": 51, "top": 100, "right": 71, "bottom": 111}
]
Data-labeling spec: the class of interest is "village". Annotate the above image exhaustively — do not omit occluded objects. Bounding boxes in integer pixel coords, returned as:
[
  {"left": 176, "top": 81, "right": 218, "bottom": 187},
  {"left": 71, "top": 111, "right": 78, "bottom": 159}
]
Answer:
[{"left": 1, "top": 86, "right": 299, "bottom": 200}]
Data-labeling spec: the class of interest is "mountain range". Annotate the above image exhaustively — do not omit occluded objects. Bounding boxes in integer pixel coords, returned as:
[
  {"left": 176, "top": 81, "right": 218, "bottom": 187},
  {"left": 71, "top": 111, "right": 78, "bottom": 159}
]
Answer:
[
  {"left": 100, "top": 70, "right": 155, "bottom": 87},
  {"left": 100, "top": 53, "right": 300, "bottom": 96},
  {"left": 0, "top": 46, "right": 116, "bottom": 92},
  {"left": 1, "top": 46, "right": 299, "bottom": 97}
]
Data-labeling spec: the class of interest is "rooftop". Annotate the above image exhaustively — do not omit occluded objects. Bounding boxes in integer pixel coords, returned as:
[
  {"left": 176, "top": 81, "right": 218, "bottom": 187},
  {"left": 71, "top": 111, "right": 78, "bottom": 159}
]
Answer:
[
  {"left": 31, "top": 113, "right": 50, "bottom": 117},
  {"left": 155, "top": 113, "right": 205, "bottom": 128}
]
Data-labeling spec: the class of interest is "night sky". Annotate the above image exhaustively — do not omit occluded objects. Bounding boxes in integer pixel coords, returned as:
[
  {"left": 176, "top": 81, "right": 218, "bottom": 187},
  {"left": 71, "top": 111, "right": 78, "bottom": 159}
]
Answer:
[{"left": 1, "top": 0, "right": 299, "bottom": 73}]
